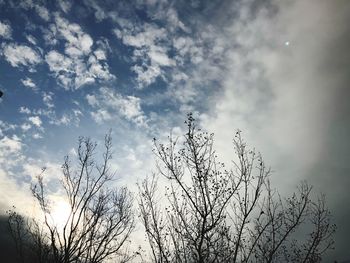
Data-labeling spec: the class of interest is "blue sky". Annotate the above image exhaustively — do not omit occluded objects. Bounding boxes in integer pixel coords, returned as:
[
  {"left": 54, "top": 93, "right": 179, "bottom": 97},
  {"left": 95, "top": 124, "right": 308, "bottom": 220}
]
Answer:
[
  {"left": 0, "top": 0, "right": 350, "bottom": 260},
  {"left": 0, "top": 0, "right": 229, "bottom": 158}
]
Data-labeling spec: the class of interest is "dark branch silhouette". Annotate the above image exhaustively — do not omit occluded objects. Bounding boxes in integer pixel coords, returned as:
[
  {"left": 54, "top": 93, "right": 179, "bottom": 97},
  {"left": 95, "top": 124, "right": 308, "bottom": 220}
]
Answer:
[
  {"left": 9, "top": 133, "right": 135, "bottom": 263},
  {"left": 138, "top": 114, "right": 335, "bottom": 263}
]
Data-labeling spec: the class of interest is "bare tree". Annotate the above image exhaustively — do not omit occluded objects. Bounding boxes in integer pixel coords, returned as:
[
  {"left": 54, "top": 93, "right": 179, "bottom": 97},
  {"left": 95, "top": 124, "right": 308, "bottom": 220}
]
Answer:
[
  {"left": 138, "top": 114, "right": 335, "bottom": 263},
  {"left": 10, "top": 133, "right": 135, "bottom": 263},
  {"left": 7, "top": 206, "right": 52, "bottom": 263},
  {"left": 7, "top": 209, "right": 29, "bottom": 263}
]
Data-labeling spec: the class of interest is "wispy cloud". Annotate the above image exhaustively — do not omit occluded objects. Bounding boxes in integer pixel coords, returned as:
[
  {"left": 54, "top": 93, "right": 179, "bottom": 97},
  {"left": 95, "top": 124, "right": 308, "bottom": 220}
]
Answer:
[
  {"left": 54, "top": 14, "right": 93, "bottom": 57},
  {"left": 42, "top": 91, "right": 54, "bottom": 108},
  {"left": 0, "top": 1, "right": 349, "bottom": 259},
  {"left": 20, "top": 123, "right": 31, "bottom": 131},
  {"left": 21, "top": 77, "right": 38, "bottom": 91},
  {"left": 114, "top": 23, "right": 174, "bottom": 88},
  {"left": 58, "top": 0, "right": 72, "bottom": 13},
  {"left": 2, "top": 43, "right": 41, "bottom": 68},
  {"left": 19, "top": 106, "right": 31, "bottom": 114},
  {"left": 0, "top": 21, "right": 11, "bottom": 39},
  {"left": 0, "top": 135, "right": 25, "bottom": 176},
  {"left": 28, "top": 116, "right": 42, "bottom": 127},
  {"left": 18, "top": 0, "right": 50, "bottom": 21},
  {"left": 44, "top": 15, "right": 115, "bottom": 89},
  {"left": 87, "top": 87, "right": 147, "bottom": 126},
  {"left": 0, "top": 135, "right": 22, "bottom": 154},
  {"left": 25, "top": 34, "right": 37, "bottom": 45},
  {"left": 0, "top": 135, "right": 33, "bottom": 213}
]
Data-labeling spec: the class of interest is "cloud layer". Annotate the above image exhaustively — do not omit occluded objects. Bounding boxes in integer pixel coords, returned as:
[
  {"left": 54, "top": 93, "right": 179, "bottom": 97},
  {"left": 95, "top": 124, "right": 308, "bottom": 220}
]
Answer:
[{"left": 0, "top": 0, "right": 349, "bottom": 260}]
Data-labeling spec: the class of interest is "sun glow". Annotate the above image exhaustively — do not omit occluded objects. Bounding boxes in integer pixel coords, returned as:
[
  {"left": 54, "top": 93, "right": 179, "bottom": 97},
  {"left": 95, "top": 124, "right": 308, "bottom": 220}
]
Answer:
[{"left": 50, "top": 198, "right": 72, "bottom": 229}]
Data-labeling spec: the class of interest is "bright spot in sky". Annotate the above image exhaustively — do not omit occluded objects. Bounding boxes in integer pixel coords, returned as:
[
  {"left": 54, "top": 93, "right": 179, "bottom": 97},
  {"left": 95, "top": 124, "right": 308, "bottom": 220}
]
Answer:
[
  {"left": 50, "top": 198, "right": 71, "bottom": 229},
  {"left": 285, "top": 41, "right": 290, "bottom": 46}
]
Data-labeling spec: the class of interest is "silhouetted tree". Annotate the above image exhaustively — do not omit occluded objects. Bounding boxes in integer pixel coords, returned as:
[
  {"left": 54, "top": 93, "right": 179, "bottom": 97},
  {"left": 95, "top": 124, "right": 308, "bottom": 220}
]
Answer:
[
  {"left": 9, "top": 133, "right": 135, "bottom": 263},
  {"left": 139, "top": 114, "right": 335, "bottom": 263},
  {"left": 7, "top": 209, "right": 51, "bottom": 263}
]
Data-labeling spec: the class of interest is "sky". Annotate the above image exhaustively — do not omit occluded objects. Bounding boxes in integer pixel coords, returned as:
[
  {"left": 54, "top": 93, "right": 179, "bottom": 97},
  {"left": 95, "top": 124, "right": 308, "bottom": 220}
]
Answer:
[{"left": 0, "top": 0, "right": 349, "bottom": 261}]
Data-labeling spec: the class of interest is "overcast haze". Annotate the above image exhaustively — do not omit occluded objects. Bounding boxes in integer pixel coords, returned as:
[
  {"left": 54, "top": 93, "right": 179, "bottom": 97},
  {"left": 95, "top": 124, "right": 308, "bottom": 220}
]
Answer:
[{"left": 0, "top": 0, "right": 349, "bottom": 261}]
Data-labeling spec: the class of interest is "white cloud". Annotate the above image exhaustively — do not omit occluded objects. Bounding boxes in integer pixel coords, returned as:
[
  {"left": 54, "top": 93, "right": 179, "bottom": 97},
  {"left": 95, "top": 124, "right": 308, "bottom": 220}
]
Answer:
[
  {"left": 0, "top": 168, "right": 35, "bottom": 216},
  {"left": 28, "top": 116, "right": 42, "bottom": 127},
  {"left": 0, "top": 135, "right": 22, "bottom": 154},
  {"left": 192, "top": 0, "right": 350, "bottom": 196},
  {"left": 87, "top": 54, "right": 115, "bottom": 80},
  {"left": 44, "top": 16, "right": 115, "bottom": 90},
  {"left": 167, "top": 8, "right": 189, "bottom": 32},
  {"left": 45, "top": 49, "right": 115, "bottom": 89},
  {"left": 87, "top": 87, "right": 147, "bottom": 126},
  {"left": 0, "top": 135, "right": 23, "bottom": 180},
  {"left": 2, "top": 43, "right": 42, "bottom": 68},
  {"left": 93, "top": 49, "right": 106, "bottom": 60},
  {"left": 109, "top": 2, "right": 225, "bottom": 108},
  {"left": 0, "top": 156, "right": 61, "bottom": 216},
  {"left": 48, "top": 110, "right": 82, "bottom": 126},
  {"left": 119, "top": 96, "right": 144, "bottom": 121},
  {"left": 69, "top": 147, "right": 77, "bottom": 157},
  {"left": 19, "top": 106, "right": 31, "bottom": 114},
  {"left": 148, "top": 48, "right": 175, "bottom": 66},
  {"left": 43, "top": 15, "right": 117, "bottom": 90},
  {"left": 115, "top": 24, "right": 166, "bottom": 48},
  {"left": 86, "top": 94, "right": 98, "bottom": 106},
  {"left": 0, "top": 120, "right": 17, "bottom": 133},
  {"left": 21, "top": 77, "right": 37, "bottom": 90},
  {"left": 35, "top": 5, "right": 50, "bottom": 21},
  {"left": 58, "top": 0, "right": 72, "bottom": 13},
  {"left": 21, "top": 123, "right": 31, "bottom": 131},
  {"left": 0, "top": 21, "right": 12, "bottom": 38},
  {"left": 22, "top": 163, "right": 43, "bottom": 180},
  {"left": 23, "top": 160, "right": 62, "bottom": 183},
  {"left": 32, "top": 133, "right": 43, "bottom": 139},
  {"left": 73, "top": 109, "right": 82, "bottom": 117},
  {"left": 114, "top": 23, "right": 174, "bottom": 88},
  {"left": 0, "top": 135, "right": 24, "bottom": 172},
  {"left": 54, "top": 15, "right": 93, "bottom": 57},
  {"left": 173, "top": 36, "right": 203, "bottom": 64},
  {"left": 91, "top": 109, "right": 112, "bottom": 123},
  {"left": 43, "top": 24, "right": 58, "bottom": 45},
  {"left": 132, "top": 64, "right": 161, "bottom": 87},
  {"left": 45, "top": 50, "right": 73, "bottom": 88},
  {"left": 42, "top": 91, "right": 54, "bottom": 108},
  {"left": 18, "top": 1, "right": 50, "bottom": 21},
  {"left": 57, "top": 114, "right": 70, "bottom": 125},
  {"left": 26, "top": 34, "right": 37, "bottom": 45},
  {"left": 0, "top": 156, "right": 61, "bottom": 214},
  {"left": 83, "top": 0, "right": 108, "bottom": 21},
  {"left": 45, "top": 50, "right": 73, "bottom": 73}
]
